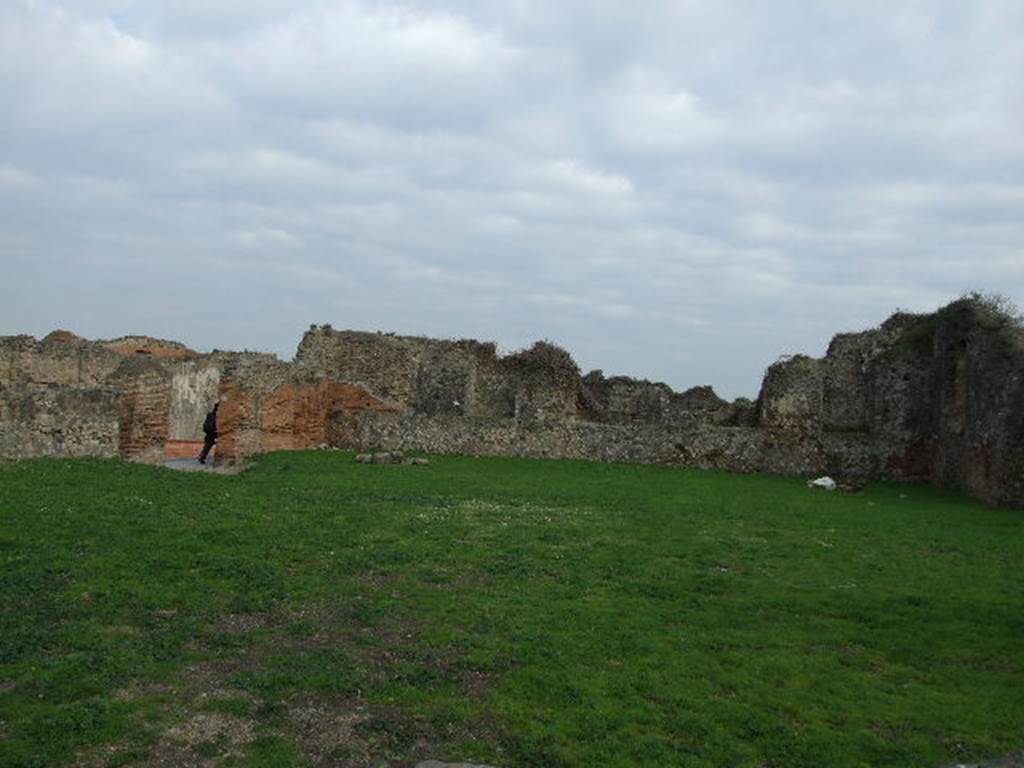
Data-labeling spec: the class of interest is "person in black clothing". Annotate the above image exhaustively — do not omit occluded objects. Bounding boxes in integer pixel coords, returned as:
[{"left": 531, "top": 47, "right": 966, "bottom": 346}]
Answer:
[{"left": 198, "top": 403, "right": 218, "bottom": 464}]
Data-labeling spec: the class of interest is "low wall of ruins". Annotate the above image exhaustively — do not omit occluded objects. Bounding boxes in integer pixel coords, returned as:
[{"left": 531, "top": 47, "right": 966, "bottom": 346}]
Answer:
[
  {"left": 0, "top": 384, "right": 121, "bottom": 459},
  {"left": 1, "top": 297, "right": 1021, "bottom": 508}
]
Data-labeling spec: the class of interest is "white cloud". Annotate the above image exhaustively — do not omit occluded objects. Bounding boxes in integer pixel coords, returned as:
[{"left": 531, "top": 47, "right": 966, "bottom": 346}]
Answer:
[
  {"left": 1, "top": 3, "right": 228, "bottom": 136},
  {"left": 184, "top": 149, "right": 338, "bottom": 188},
  {"left": 604, "top": 68, "right": 720, "bottom": 152},
  {"left": 475, "top": 214, "right": 523, "bottom": 232},
  {"left": 542, "top": 159, "right": 634, "bottom": 197},
  {"left": 1, "top": 1, "right": 1023, "bottom": 399},
  {"left": 206, "top": 2, "right": 521, "bottom": 124},
  {"left": 233, "top": 228, "right": 303, "bottom": 249},
  {"left": 0, "top": 163, "right": 38, "bottom": 188}
]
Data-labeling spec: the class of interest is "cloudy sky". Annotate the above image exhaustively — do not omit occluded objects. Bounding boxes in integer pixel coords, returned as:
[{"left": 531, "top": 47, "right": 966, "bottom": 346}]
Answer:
[{"left": 2, "top": 1, "right": 1022, "bottom": 399}]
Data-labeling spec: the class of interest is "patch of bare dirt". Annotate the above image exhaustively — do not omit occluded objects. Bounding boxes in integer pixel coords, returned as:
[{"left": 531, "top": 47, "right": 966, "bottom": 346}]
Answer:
[
  {"left": 164, "top": 712, "right": 256, "bottom": 746},
  {"left": 89, "top": 606, "right": 506, "bottom": 767},
  {"left": 180, "top": 659, "right": 254, "bottom": 704},
  {"left": 141, "top": 713, "right": 257, "bottom": 768},
  {"left": 113, "top": 681, "right": 175, "bottom": 702},
  {"left": 284, "top": 695, "right": 370, "bottom": 765},
  {"left": 348, "top": 706, "right": 503, "bottom": 768},
  {"left": 84, "top": 712, "right": 257, "bottom": 768},
  {"left": 356, "top": 569, "right": 402, "bottom": 588},
  {"left": 71, "top": 740, "right": 134, "bottom": 768},
  {"left": 210, "top": 612, "right": 272, "bottom": 634}
]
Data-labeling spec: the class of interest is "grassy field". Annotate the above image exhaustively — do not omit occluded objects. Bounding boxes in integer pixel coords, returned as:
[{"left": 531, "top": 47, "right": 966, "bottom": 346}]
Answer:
[{"left": 0, "top": 452, "right": 1021, "bottom": 768}]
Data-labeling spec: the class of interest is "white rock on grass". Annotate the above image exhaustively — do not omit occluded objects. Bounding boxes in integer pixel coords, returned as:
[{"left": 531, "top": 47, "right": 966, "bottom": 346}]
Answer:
[{"left": 807, "top": 476, "right": 837, "bottom": 491}]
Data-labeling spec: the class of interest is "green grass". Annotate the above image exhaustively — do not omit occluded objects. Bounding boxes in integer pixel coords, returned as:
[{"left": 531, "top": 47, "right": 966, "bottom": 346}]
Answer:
[{"left": 0, "top": 452, "right": 1022, "bottom": 767}]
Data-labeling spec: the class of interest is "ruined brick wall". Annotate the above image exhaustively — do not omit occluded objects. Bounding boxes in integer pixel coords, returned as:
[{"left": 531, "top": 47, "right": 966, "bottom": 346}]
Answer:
[
  {"left": 0, "top": 333, "right": 401, "bottom": 464},
  {"left": 753, "top": 323, "right": 936, "bottom": 480},
  {"left": 580, "top": 373, "right": 734, "bottom": 428},
  {"left": 0, "top": 331, "right": 126, "bottom": 388},
  {"left": 0, "top": 336, "right": 36, "bottom": 387},
  {"left": 102, "top": 336, "right": 197, "bottom": 360},
  {"left": 535, "top": 299, "right": 1024, "bottom": 503},
  {"left": 215, "top": 353, "right": 398, "bottom": 461},
  {"left": 745, "top": 299, "right": 1024, "bottom": 505},
  {"left": 110, "top": 357, "right": 172, "bottom": 463},
  {"left": 0, "top": 328, "right": 198, "bottom": 398},
  {"left": 215, "top": 355, "right": 291, "bottom": 460},
  {"left": 499, "top": 341, "right": 581, "bottom": 422},
  {"left": 1, "top": 297, "right": 1021, "bottom": 507},
  {"left": 922, "top": 302, "right": 1024, "bottom": 506},
  {"left": 295, "top": 328, "right": 443, "bottom": 408},
  {"left": 0, "top": 332, "right": 180, "bottom": 461},
  {"left": 0, "top": 384, "right": 121, "bottom": 459},
  {"left": 862, "top": 317, "right": 940, "bottom": 482},
  {"left": 581, "top": 373, "right": 675, "bottom": 424},
  {"left": 757, "top": 355, "right": 825, "bottom": 432},
  {"left": 821, "top": 332, "right": 877, "bottom": 433},
  {"left": 295, "top": 329, "right": 578, "bottom": 422},
  {"left": 413, "top": 340, "right": 497, "bottom": 417},
  {"left": 348, "top": 410, "right": 864, "bottom": 479},
  {"left": 258, "top": 381, "right": 392, "bottom": 453}
]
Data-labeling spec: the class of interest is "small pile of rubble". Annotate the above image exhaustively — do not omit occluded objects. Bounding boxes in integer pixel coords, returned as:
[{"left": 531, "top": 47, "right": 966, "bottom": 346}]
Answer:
[{"left": 355, "top": 451, "right": 429, "bottom": 466}]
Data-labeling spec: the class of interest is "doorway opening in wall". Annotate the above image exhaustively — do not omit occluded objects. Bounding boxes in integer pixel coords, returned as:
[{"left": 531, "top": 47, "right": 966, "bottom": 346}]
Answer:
[{"left": 165, "top": 366, "right": 221, "bottom": 462}]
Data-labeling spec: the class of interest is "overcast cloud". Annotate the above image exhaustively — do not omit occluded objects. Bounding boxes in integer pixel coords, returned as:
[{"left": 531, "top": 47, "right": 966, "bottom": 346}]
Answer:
[{"left": 2, "top": 1, "right": 1022, "bottom": 398}]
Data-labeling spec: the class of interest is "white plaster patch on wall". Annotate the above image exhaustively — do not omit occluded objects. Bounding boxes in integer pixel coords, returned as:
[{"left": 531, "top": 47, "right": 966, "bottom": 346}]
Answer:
[{"left": 169, "top": 365, "right": 221, "bottom": 440}]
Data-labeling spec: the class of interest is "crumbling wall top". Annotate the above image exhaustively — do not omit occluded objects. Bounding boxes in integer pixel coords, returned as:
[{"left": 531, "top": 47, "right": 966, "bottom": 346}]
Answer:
[{"left": 101, "top": 335, "right": 198, "bottom": 359}]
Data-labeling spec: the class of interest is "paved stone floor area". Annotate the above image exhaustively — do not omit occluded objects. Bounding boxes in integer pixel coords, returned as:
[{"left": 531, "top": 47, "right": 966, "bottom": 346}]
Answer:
[
  {"left": 162, "top": 458, "right": 240, "bottom": 474},
  {"left": 163, "top": 458, "right": 212, "bottom": 472}
]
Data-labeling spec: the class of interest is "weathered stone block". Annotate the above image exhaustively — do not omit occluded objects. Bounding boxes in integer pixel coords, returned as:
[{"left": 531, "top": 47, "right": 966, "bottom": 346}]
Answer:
[
  {"left": 757, "top": 355, "right": 824, "bottom": 432},
  {"left": 0, "top": 384, "right": 120, "bottom": 459}
]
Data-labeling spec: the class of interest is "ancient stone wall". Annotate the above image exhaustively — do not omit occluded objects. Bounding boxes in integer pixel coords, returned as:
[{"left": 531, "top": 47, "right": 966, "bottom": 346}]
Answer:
[
  {"left": 921, "top": 301, "right": 1024, "bottom": 506},
  {"left": 0, "top": 331, "right": 126, "bottom": 388},
  {"left": 102, "top": 336, "right": 197, "bottom": 360},
  {"left": 296, "top": 328, "right": 452, "bottom": 409},
  {"left": 110, "top": 357, "right": 172, "bottom": 463},
  {"left": 0, "top": 331, "right": 209, "bottom": 462},
  {"left": 295, "top": 329, "right": 579, "bottom": 422},
  {"left": 821, "top": 332, "right": 876, "bottom": 433},
  {"left": 215, "top": 353, "right": 398, "bottom": 461},
  {"left": 580, "top": 373, "right": 736, "bottom": 428},
  {"left": 581, "top": 373, "right": 675, "bottom": 424},
  {"left": 0, "top": 384, "right": 121, "bottom": 458},
  {"left": 757, "top": 355, "right": 825, "bottom": 432},
  {"left": 499, "top": 341, "right": 581, "bottom": 422},
  {"left": 1, "top": 297, "right": 1021, "bottom": 507},
  {"left": 346, "top": 410, "right": 875, "bottom": 481}
]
